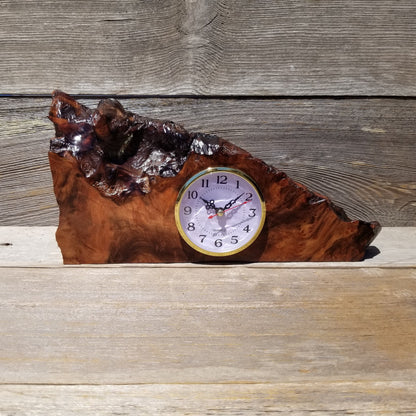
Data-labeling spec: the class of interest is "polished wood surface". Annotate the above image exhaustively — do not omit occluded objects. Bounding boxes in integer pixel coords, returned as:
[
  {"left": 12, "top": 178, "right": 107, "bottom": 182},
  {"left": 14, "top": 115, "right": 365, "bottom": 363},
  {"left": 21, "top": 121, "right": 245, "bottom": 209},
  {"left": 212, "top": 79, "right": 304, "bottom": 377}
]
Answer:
[{"left": 49, "top": 93, "right": 380, "bottom": 263}]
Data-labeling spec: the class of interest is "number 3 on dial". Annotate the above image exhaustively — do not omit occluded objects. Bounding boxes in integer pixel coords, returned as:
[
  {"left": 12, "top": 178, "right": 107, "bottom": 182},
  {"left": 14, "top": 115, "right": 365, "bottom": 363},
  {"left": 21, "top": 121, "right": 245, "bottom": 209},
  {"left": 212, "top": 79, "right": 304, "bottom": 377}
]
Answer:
[{"left": 174, "top": 167, "right": 266, "bottom": 256}]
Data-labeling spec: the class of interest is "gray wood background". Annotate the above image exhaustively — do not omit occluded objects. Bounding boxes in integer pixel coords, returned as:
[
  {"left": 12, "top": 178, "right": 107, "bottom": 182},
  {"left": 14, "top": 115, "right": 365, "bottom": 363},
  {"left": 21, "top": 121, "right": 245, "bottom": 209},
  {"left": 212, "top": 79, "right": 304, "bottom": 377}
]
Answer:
[
  {"left": 1, "top": 0, "right": 415, "bottom": 226},
  {"left": 1, "top": 2, "right": 416, "bottom": 414}
]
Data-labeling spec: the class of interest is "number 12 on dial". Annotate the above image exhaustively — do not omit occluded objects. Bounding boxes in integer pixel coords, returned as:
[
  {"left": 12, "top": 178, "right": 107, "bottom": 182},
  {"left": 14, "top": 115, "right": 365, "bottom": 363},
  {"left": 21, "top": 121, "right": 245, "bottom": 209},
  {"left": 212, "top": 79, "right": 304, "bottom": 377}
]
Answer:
[{"left": 174, "top": 167, "right": 266, "bottom": 256}]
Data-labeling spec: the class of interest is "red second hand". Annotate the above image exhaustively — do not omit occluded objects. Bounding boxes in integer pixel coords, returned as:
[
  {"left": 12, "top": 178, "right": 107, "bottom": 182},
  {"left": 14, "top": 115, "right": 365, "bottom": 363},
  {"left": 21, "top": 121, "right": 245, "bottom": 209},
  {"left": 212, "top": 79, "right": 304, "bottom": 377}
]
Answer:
[{"left": 208, "top": 201, "right": 248, "bottom": 219}]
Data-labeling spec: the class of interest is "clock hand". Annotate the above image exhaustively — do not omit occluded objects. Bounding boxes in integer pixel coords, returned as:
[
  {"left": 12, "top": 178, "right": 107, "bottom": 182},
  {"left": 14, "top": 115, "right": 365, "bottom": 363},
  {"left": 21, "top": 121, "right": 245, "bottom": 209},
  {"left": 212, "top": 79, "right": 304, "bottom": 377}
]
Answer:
[
  {"left": 208, "top": 201, "right": 248, "bottom": 219},
  {"left": 223, "top": 193, "right": 245, "bottom": 211},
  {"left": 200, "top": 197, "right": 216, "bottom": 211}
]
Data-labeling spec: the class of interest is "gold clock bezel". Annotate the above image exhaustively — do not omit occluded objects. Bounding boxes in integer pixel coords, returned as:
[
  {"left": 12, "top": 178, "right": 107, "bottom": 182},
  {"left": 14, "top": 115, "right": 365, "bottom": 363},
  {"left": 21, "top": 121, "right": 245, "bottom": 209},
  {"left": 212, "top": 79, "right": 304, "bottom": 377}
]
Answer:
[{"left": 174, "top": 167, "right": 266, "bottom": 257}]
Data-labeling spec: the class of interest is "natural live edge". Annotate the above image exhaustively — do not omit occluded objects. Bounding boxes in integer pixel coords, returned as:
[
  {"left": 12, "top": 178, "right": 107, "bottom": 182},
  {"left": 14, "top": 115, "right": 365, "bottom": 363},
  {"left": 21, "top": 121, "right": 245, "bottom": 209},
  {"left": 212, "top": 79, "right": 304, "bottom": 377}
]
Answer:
[{"left": 48, "top": 90, "right": 380, "bottom": 263}]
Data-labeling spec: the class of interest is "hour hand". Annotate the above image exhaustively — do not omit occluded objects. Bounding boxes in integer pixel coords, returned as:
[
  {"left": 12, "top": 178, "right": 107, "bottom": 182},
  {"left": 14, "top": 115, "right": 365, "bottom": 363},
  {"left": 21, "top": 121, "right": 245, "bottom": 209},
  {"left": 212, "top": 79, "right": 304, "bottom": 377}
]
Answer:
[
  {"left": 223, "top": 193, "right": 244, "bottom": 210},
  {"left": 200, "top": 197, "right": 216, "bottom": 211}
]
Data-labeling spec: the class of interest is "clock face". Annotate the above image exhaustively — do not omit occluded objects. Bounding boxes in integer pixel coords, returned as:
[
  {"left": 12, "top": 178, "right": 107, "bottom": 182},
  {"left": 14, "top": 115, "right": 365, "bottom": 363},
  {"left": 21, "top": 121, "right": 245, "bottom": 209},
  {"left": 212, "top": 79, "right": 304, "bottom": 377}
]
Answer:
[{"left": 175, "top": 167, "right": 266, "bottom": 256}]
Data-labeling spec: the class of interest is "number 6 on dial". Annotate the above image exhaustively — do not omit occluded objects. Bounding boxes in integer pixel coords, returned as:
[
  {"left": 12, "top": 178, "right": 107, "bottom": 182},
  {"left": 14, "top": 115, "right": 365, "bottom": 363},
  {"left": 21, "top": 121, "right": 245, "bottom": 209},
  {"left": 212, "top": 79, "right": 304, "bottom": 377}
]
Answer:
[{"left": 174, "top": 167, "right": 266, "bottom": 256}]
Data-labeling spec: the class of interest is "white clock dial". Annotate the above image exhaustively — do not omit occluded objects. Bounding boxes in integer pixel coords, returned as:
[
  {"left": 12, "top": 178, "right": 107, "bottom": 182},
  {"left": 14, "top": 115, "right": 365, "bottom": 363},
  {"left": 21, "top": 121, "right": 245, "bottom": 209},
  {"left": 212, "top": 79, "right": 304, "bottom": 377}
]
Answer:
[{"left": 175, "top": 167, "right": 266, "bottom": 256}]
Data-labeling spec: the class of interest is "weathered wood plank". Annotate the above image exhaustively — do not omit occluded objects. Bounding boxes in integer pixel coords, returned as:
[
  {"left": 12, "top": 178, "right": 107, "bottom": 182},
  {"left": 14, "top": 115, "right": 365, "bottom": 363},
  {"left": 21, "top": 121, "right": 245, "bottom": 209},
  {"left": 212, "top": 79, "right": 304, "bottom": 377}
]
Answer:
[
  {"left": 1, "top": 226, "right": 414, "bottom": 413},
  {"left": 1, "top": 0, "right": 416, "bottom": 95},
  {"left": 1, "top": 97, "right": 415, "bottom": 226},
  {"left": 1, "top": 226, "right": 415, "bottom": 267},
  {"left": 0, "top": 227, "right": 62, "bottom": 265},
  {"left": 1, "top": 382, "right": 416, "bottom": 415},
  {"left": 0, "top": 265, "right": 415, "bottom": 384}
]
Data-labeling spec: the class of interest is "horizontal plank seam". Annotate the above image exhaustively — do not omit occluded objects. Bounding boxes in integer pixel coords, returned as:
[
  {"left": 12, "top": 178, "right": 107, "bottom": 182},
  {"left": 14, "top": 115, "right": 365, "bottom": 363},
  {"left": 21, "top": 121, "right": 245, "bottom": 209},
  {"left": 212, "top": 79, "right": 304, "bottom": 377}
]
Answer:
[
  {"left": 1, "top": 381, "right": 408, "bottom": 386},
  {"left": 2, "top": 93, "right": 416, "bottom": 101},
  {"left": 0, "top": 265, "right": 414, "bottom": 270}
]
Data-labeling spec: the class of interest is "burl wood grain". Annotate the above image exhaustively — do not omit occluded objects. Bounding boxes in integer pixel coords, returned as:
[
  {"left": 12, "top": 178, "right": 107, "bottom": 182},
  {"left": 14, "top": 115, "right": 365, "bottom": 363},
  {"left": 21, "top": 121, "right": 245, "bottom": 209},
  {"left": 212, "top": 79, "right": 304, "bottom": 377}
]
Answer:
[{"left": 48, "top": 91, "right": 380, "bottom": 263}]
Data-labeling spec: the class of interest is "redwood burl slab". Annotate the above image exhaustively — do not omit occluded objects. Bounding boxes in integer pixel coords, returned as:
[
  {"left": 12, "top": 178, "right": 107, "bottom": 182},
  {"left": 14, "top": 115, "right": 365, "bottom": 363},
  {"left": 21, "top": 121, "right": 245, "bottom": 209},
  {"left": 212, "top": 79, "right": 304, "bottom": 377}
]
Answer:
[{"left": 48, "top": 91, "right": 380, "bottom": 263}]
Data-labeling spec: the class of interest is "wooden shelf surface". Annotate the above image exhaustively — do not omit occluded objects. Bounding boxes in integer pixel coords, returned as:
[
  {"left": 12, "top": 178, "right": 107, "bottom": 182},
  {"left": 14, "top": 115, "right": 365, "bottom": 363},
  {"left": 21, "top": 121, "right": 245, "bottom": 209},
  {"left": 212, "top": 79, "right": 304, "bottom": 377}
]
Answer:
[
  {"left": 0, "top": 227, "right": 415, "bottom": 414},
  {"left": 0, "top": 226, "right": 414, "bottom": 267}
]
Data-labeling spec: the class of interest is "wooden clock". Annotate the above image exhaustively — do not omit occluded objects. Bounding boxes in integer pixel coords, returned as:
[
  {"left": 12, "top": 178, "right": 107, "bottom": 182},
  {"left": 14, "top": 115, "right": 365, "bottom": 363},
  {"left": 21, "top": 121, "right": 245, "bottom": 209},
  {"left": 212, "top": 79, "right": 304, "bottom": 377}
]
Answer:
[{"left": 48, "top": 91, "right": 380, "bottom": 264}]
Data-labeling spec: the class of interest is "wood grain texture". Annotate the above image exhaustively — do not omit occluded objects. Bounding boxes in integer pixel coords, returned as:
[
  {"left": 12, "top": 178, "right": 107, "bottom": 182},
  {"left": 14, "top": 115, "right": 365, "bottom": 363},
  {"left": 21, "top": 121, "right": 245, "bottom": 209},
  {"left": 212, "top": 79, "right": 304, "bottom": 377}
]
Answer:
[
  {"left": 1, "top": 382, "right": 416, "bottom": 415},
  {"left": 49, "top": 153, "right": 379, "bottom": 263},
  {"left": 1, "top": 0, "right": 416, "bottom": 95},
  {"left": 1, "top": 227, "right": 415, "bottom": 413},
  {"left": 1, "top": 266, "right": 415, "bottom": 384},
  {"left": 0, "top": 227, "right": 62, "bottom": 265},
  {"left": 2, "top": 0, "right": 414, "bottom": 412},
  {"left": 0, "top": 226, "right": 415, "bottom": 267},
  {"left": 1, "top": 97, "right": 415, "bottom": 226},
  {"left": 48, "top": 91, "right": 380, "bottom": 263}
]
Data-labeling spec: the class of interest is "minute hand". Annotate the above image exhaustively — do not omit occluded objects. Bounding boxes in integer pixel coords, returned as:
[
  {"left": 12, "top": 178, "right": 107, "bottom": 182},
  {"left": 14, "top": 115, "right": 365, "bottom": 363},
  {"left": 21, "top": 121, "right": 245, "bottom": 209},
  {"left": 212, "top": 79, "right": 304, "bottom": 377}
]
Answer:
[{"left": 223, "top": 193, "right": 245, "bottom": 210}]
